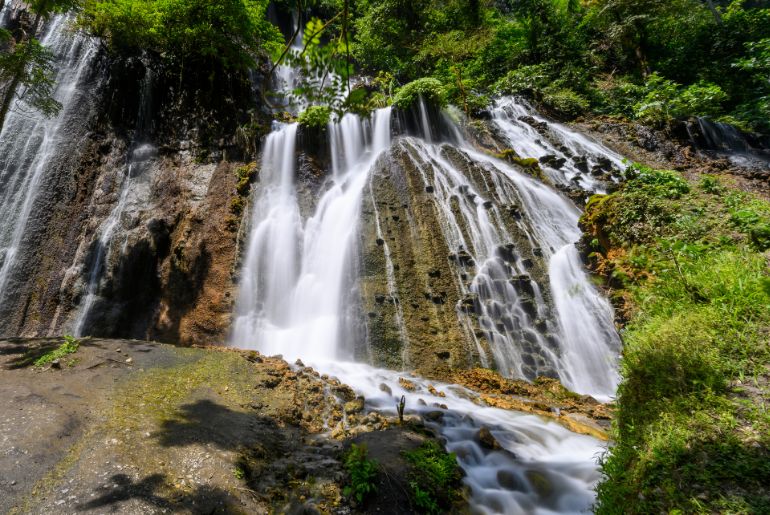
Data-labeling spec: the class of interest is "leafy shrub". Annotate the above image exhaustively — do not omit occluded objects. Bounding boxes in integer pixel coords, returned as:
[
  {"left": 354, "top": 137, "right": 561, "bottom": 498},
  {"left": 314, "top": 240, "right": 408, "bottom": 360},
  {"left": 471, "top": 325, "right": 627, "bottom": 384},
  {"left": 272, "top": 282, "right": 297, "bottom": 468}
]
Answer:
[
  {"left": 297, "top": 105, "right": 332, "bottom": 129},
  {"left": 633, "top": 74, "right": 727, "bottom": 126},
  {"left": 343, "top": 443, "right": 378, "bottom": 504},
  {"left": 699, "top": 175, "right": 722, "bottom": 195},
  {"left": 403, "top": 441, "right": 462, "bottom": 514},
  {"left": 541, "top": 87, "right": 589, "bottom": 119},
  {"left": 393, "top": 78, "right": 446, "bottom": 110},
  {"left": 493, "top": 63, "right": 552, "bottom": 96},
  {"left": 626, "top": 164, "right": 690, "bottom": 199},
  {"left": 585, "top": 165, "right": 770, "bottom": 514}
]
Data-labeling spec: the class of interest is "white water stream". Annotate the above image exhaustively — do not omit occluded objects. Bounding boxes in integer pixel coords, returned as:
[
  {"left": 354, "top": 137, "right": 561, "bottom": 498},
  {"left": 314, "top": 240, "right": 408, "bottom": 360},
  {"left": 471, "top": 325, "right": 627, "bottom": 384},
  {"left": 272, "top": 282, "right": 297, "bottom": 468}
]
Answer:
[
  {"left": 0, "top": 14, "right": 97, "bottom": 305},
  {"left": 229, "top": 99, "right": 628, "bottom": 512}
]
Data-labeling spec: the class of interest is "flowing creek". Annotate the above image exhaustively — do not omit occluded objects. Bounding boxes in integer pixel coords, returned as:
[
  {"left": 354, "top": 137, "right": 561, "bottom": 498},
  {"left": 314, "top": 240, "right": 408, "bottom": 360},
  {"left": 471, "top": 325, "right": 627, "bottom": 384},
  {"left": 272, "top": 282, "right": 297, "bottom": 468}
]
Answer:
[{"left": 230, "top": 99, "right": 629, "bottom": 512}]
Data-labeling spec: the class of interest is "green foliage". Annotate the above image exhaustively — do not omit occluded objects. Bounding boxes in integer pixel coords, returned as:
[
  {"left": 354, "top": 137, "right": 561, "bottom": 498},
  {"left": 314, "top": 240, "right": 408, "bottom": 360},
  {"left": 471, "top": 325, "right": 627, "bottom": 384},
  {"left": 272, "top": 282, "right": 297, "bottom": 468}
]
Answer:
[
  {"left": 632, "top": 74, "right": 728, "bottom": 126},
  {"left": 235, "top": 162, "right": 258, "bottom": 196},
  {"left": 0, "top": 39, "right": 62, "bottom": 117},
  {"left": 393, "top": 78, "right": 445, "bottom": 110},
  {"left": 541, "top": 87, "right": 589, "bottom": 119},
  {"left": 493, "top": 64, "right": 552, "bottom": 96},
  {"left": 403, "top": 441, "right": 462, "bottom": 514},
  {"left": 349, "top": 0, "right": 770, "bottom": 131},
  {"left": 727, "top": 193, "right": 770, "bottom": 251},
  {"left": 34, "top": 335, "right": 80, "bottom": 367},
  {"left": 583, "top": 168, "right": 770, "bottom": 513},
  {"left": 343, "top": 443, "right": 378, "bottom": 504},
  {"left": 78, "top": 0, "right": 282, "bottom": 70},
  {"left": 297, "top": 105, "right": 332, "bottom": 129},
  {"left": 625, "top": 163, "right": 690, "bottom": 199}
]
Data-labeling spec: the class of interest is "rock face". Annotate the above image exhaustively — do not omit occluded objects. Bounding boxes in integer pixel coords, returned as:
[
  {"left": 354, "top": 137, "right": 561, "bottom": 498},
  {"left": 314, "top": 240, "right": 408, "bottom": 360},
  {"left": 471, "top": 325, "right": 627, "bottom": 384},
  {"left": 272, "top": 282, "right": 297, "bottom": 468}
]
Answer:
[
  {"left": 357, "top": 137, "right": 558, "bottom": 380},
  {"left": 0, "top": 50, "right": 264, "bottom": 344}
]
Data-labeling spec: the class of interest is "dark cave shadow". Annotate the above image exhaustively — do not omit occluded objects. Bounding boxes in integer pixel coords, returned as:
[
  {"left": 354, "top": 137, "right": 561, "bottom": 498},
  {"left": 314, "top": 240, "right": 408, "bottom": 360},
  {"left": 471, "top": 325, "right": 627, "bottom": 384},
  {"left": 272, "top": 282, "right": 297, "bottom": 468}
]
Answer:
[{"left": 76, "top": 473, "right": 237, "bottom": 513}]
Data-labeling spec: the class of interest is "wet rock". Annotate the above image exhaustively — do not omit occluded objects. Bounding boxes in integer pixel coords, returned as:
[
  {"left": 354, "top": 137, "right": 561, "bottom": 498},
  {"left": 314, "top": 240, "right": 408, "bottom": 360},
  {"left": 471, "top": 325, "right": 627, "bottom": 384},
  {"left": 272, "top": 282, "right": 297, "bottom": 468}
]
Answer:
[
  {"left": 518, "top": 116, "right": 548, "bottom": 133},
  {"left": 379, "top": 383, "right": 392, "bottom": 395},
  {"left": 423, "top": 411, "right": 444, "bottom": 422},
  {"left": 539, "top": 154, "right": 566, "bottom": 169},
  {"left": 497, "top": 469, "right": 523, "bottom": 490},
  {"left": 525, "top": 470, "right": 553, "bottom": 498},
  {"left": 477, "top": 426, "right": 502, "bottom": 450},
  {"left": 344, "top": 397, "right": 365, "bottom": 415},
  {"left": 398, "top": 377, "right": 416, "bottom": 391},
  {"left": 572, "top": 156, "right": 589, "bottom": 173}
]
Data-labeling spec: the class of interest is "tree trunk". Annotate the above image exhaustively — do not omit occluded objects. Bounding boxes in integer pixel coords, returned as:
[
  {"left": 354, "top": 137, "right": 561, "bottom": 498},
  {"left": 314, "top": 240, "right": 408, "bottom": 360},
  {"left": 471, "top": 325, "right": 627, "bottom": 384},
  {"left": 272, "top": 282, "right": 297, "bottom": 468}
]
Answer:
[
  {"left": 703, "top": 0, "right": 723, "bottom": 25},
  {"left": 0, "top": 10, "right": 42, "bottom": 134}
]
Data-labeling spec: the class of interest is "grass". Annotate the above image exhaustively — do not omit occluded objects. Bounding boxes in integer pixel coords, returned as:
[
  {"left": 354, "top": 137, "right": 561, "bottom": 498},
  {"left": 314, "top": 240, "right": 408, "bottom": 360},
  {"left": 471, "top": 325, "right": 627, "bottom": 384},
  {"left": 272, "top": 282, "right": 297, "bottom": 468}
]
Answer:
[
  {"left": 581, "top": 167, "right": 770, "bottom": 513},
  {"left": 33, "top": 335, "right": 80, "bottom": 367},
  {"left": 402, "top": 441, "right": 462, "bottom": 514}
]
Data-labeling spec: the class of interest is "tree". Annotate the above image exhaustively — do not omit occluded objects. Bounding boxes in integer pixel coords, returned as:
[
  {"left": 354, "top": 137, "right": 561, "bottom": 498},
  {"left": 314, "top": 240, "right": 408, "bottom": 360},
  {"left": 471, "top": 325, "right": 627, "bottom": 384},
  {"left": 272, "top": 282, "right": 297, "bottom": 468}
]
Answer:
[{"left": 0, "top": 0, "right": 81, "bottom": 133}]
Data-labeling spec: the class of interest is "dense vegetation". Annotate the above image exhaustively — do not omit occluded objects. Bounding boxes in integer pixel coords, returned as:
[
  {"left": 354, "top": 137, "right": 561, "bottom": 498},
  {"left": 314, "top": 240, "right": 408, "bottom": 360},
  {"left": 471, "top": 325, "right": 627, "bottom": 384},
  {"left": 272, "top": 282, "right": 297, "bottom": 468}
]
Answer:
[
  {"left": 2, "top": 1, "right": 769, "bottom": 133},
  {"left": 350, "top": 0, "right": 770, "bottom": 131},
  {"left": 581, "top": 167, "right": 770, "bottom": 513}
]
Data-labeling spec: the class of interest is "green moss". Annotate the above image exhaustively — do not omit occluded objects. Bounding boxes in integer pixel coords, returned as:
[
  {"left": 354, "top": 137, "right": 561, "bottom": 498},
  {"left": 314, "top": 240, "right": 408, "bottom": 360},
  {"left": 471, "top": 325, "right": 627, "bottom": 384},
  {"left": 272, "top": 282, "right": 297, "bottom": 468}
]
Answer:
[
  {"left": 495, "top": 149, "right": 548, "bottom": 183},
  {"left": 584, "top": 166, "right": 770, "bottom": 514},
  {"left": 235, "top": 162, "right": 258, "bottom": 196},
  {"left": 298, "top": 105, "right": 332, "bottom": 129},
  {"left": 393, "top": 78, "right": 446, "bottom": 110}
]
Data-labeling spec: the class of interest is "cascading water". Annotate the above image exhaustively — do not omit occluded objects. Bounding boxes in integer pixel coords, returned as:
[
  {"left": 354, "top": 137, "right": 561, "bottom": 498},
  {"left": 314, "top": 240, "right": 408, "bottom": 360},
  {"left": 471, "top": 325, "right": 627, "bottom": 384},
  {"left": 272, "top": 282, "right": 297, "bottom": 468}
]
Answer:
[
  {"left": 72, "top": 142, "right": 157, "bottom": 336},
  {"left": 491, "top": 97, "right": 625, "bottom": 193},
  {"left": 230, "top": 108, "right": 393, "bottom": 359},
  {"left": 396, "top": 130, "right": 620, "bottom": 399},
  {"left": 230, "top": 98, "right": 625, "bottom": 512},
  {"left": 70, "top": 66, "right": 156, "bottom": 336},
  {"left": 0, "top": 15, "right": 97, "bottom": 306},
  {"left": 687, "top": 117, "right": 770, "bottom": 168}
]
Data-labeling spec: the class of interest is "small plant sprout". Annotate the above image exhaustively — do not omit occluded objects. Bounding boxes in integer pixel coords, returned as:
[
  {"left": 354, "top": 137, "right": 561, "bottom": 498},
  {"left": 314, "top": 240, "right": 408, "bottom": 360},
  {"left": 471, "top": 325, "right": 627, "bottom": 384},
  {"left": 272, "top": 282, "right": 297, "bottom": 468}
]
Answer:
[{"left": 397, "top": 395, "right": 406, "bottom": 424}]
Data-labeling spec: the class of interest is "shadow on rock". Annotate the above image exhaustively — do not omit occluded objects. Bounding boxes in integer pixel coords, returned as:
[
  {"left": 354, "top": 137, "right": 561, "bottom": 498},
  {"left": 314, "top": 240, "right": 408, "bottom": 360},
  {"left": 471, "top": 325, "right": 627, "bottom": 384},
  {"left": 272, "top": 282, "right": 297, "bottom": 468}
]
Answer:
[{"left": 77, "top": 473, "right": 237, "bottom": 513}]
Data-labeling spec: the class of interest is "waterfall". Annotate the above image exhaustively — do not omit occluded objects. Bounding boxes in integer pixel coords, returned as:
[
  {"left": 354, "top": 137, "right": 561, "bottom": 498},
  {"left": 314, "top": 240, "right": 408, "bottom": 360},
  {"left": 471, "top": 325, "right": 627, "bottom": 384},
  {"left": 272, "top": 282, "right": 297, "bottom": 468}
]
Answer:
[
  {"left": 492, "top": 97, "right": 625, "bottom": 192},
  {"left": 230, "top": 107, "right": 393, "bottom": 358},
  {"left": 230, "top": 97, "right": 624, "bottom": 512},
  {"left": 398, "top": 134, "right": 620, "bottom": 399},
  {"left": 0, "top": 15, "right": 97, "bottom": 306},
  {"left": 689, "top": 117, "right": 770, "bottom": 168}
]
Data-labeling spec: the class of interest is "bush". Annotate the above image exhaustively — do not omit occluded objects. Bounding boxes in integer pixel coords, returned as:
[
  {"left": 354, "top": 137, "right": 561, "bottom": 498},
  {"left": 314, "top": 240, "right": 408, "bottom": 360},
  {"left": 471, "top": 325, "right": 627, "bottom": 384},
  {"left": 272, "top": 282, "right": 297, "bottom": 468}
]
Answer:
[
  {"left": 297, "top": 105, "right": 332, "bottom": 129},
  {"left": 541, "top": 87, "right": 589, "bottom": 119},
  {"left": 625, "top": 164, "right": 690, "bottom": 199},
  {"left": 343, "top": 444, "right": 378, "bottom": 504},
  {"left": 393, "top": 78, "right": 446, "bottom": 110},
  {"left": 633, "top": 74, "right": 727, "bottom": 126},
  {"left": 493, "top": 63, "right": 552, "bottom": 96},
  {"left": 584, "top": 165, "right": 770, "bottom": 514}
]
